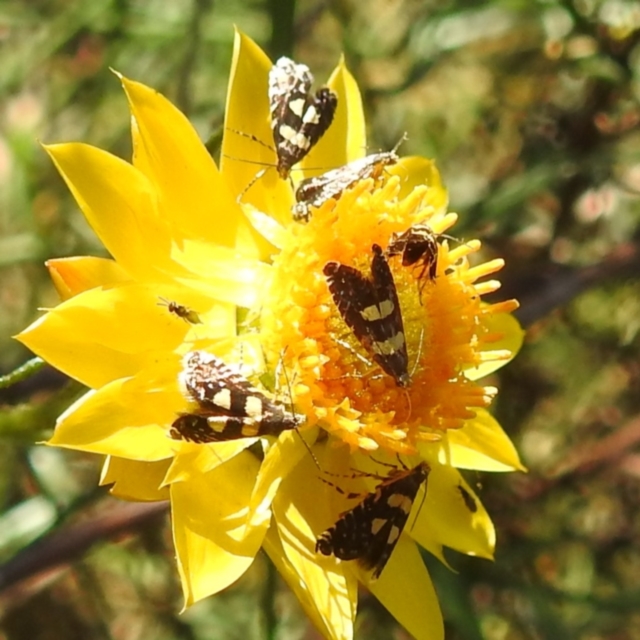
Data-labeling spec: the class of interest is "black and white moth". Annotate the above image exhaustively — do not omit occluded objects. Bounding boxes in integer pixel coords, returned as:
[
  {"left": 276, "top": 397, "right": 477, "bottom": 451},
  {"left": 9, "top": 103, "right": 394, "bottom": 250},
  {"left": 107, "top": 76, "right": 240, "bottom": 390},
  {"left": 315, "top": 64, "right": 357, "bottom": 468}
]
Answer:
[
  {"left": 170, "top": 351, "right": 303, "bottom": 443},
  {"left": 158, "top": 297, "right": 202, "bottom": 325},
  {"left": 293, "top": 150, "right": 399, "bottom": 222},
  {"left": 386, "top": 222, "right": 440, "bottom": 283},
  {"left": 323, "top": 244, "right": 410, "bottom": 387},
  {"left": 268, "top": 56, "right": 337, "bottom": 179},
  {"left": 315, "top": 462, "right": 430, "bottom": 580}
]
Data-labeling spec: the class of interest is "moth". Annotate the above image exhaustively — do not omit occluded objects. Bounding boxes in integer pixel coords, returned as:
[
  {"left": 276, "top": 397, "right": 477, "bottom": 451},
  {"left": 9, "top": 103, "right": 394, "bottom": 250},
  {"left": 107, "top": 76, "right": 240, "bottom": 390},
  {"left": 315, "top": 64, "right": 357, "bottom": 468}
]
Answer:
[
  {"left": 323, "top": 244, "right": 409, "bottom": 387},
  {"left": 268, "top": 56, "right": 338, "bottom": 179},
  {"left": 293, "top": 150, "right": 399, "bottom": 222},
  {"left": 315, "top": 462, "right": 430, "bottom": 580},
  {"left": 170, "top": 351, "right": 303, "bottom": 443}
]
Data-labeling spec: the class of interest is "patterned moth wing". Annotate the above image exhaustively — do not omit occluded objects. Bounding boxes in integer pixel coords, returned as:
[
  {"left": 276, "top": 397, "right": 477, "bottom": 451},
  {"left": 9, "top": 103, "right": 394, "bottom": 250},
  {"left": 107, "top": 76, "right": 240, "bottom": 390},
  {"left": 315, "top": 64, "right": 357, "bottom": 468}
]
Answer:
[
  {"left": 323, "top": 244, "right": 410, "bottom": 387},
  {"left": 170, "top": 413, "right": 265, "bottom": 443},
  {"left": 386, "top": 223, "right": 440, "bottom": 282},
  {"left": 170, "top": 351, "right": 303, "bottom": 443},
  {"left": 268, "top": 57, "right": 338, "bottom": 179},
  {"left": 315, "top": 462, "right": 431, "bottom": 579},
  {"left": 293, "top": 150, "right": 399, "bottom": 223}
]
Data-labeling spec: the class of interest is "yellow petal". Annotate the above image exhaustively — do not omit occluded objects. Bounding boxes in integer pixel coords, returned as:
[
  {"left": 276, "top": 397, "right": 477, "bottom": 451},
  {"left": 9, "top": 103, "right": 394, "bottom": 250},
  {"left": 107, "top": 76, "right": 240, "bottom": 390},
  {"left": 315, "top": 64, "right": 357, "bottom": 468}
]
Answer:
[
  {"left": 44, "top": 143, "right": 175, "bottom": 281},
  {"left": 466, "top": 312, "right": 524, "bottom": 381},
  {"left": 271, "top": 448, "right": 358, "bottom": 640},
  {"left": 100, "top": 456, "right": 170, "bottom": 501},
  {"left": 17, "top": 284, "right": 194, "bottom": 388},
  {"left": 411, "top": 465, "right": 495, "bottom": 559},
  {"left": 246, "top": 431, "right": 308, "bottom": 529},
  {"left": 47, "top": 257, "right": 130, "bottom": 300},
  {"left": 404, "top": 526, "right": 452, "bottom": 571},
  {"left": 120, "top": 75, "right": 251, "bottom": 252},
  {"left": 49, "top": 360, "right": 181, "bottom": 460},
  {"left": 436, "top": 409, "right": 526, "bottom": 472},
  {"left": 163, "top": 440, "right": 251, "bottom": 484},
  {"left": 390, "top": 156, "right": 449, "bottom": 212},
  {"left": 367, "top": 536, "right": 444, "bottom": 640},
  {"left": 242, "top": 204, "right": 288, "bottom": 250},
  {"left": 299, "top": 57, "right": 365, "bottom": 180},
  {"left": 220, "top": 30, "right": 293, "bottom": 224},
  {"left": 171, "top": 240, "right": 271, "bottom": 309},
  {"left": 171, "top": 453, "right": 265, "bottom": 606},
  {"left": 266, "top": 523, "right": 356, "bottom": 640}
]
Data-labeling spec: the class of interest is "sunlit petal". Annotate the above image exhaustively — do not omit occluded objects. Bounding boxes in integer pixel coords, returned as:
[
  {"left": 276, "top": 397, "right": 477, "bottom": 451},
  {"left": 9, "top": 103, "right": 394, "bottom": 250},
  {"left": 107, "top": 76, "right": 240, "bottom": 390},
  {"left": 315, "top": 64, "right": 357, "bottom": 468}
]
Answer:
[
  {"left": 120, "top": 75, "right": 245, "bottom": 248},
  {"left": 100, "top": 456, "right": 170, "bottom": 501},
  {"left": 412, "top": 465, "right": 495, "bottom": 559},
  {"left": 466, "top": 312, "right": 525, "bottom": 380},
  {"left": 44, "top": 143, "right": 174, "bottom": 281},
  {"left": 171, "top": 453, "right": 265, "bottom": 605},
  {"left": 49, "top": 360, "right": 181, "bottom": 460},
  {"left": 46, "top": 257, "right": 130, "bottom": 299},
  {"left": 271, "top": 449, "right": 358, "bottom": 640},
  {"left": 368, "top": 536, "right": 444, "bottom": 640},
  {"left": 436, "top": 409, "right": 526, "bottom": 472}
]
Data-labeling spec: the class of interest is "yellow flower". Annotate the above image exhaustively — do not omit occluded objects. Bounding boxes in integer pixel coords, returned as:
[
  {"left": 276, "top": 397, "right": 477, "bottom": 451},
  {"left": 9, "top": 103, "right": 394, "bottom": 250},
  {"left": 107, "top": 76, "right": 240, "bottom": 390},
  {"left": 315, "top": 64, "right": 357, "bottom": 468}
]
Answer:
[{"left": 17, "top": 29, "right": 525, "bottom": 640}]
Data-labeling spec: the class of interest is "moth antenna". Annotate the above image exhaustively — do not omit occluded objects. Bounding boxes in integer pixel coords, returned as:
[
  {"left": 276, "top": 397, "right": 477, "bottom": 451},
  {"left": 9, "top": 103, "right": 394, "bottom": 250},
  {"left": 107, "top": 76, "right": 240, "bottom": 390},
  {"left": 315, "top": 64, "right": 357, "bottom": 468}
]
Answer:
[
  {"left": 223, "top": 155, "right": 276, "bottom": 168},
  {"left": 225, "top": 128, "right": 275, "bottom": 152},
  {"left": 394, "top": 453, "right": 410, "bottom": 471},
  {"left": 321, "top": 465, "right": 388, "bottom": 483},
  {"left": 236, "top": 168, "right": 269, "bottom": 202},
  {"left": 224, "top": 152, "right": 333, "bottom": 174},
  {"left": 367, "top": 454, "right": 401, "bottom": 473},
  {"left": 318, "top": 475, "right": 365, "bottom": 500},
  {"left": 410, "top": 474, "right": 429, "bottom": 531},
  {"left": 403, "top": 325, "right": 425, "bottom": 421},
  {"left": 278, "top": 351, "right": 322, "bottom": 472},
  {"left": 391, "top": 131, "right": 408, "bottom": 154},
  {"left": 333, "top": 336, "right": 372, "bottom": 366}
]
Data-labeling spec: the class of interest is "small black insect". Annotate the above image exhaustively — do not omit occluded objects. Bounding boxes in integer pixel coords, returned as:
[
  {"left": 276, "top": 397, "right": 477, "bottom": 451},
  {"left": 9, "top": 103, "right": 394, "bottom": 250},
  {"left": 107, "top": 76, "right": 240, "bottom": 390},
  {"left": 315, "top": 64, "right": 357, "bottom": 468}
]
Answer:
[
  {"left": 158, "top": 297, "right": 202, "bottom": 325},
  {"left": 293, "top": 150, "right": 399, "bottom": 222},
  {"left": 269, "top": 57, "right": 338, "bottom": 179},
  {"left": 323, "top": 244, "right": 409, "bottom": 387},
  {"left": 170, "top": 351, "right": 303, "bottom": 443},
  {"left": 457, "top": 484, "right": 478, "bottom": 513},
  {"left": 315, "top": 462, "right": 430, "bottom": 580}
]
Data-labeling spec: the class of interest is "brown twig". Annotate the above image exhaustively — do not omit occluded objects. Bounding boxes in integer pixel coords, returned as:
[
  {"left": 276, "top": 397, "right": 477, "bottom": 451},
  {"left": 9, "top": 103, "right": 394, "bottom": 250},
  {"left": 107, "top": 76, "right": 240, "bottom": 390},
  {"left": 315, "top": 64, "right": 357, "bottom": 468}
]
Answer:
[
  {"left": 505, "top": 242, "right": 640, "bottom": 327},
  {"left": 0, "top": 500, "right": 168, "bottom": 613}
]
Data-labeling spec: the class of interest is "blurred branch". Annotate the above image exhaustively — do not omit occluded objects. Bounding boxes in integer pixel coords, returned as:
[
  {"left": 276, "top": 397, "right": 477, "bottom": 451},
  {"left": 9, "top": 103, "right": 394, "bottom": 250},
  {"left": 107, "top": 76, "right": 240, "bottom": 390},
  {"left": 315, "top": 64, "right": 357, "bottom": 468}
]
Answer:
[
  {"left": 0, "top": 500, "right": 168, "bottom": 613},
  {"left": 0, "top": 358, "right": 45, "bottom": 391},
  {"left": 0, "top": 380, "right": 83, "bottom": 440},
  {"left": 504, "top": 242, "right": 640, "bottom": 327},
  {"left": 175, "top": 0, "right": 213, "bottom": 114},
  {"left": 548, "top": 413, "right": 640, "bottom": 479},
  {"left": 268, "top": 0, "right": 296, "bottom": 59}
]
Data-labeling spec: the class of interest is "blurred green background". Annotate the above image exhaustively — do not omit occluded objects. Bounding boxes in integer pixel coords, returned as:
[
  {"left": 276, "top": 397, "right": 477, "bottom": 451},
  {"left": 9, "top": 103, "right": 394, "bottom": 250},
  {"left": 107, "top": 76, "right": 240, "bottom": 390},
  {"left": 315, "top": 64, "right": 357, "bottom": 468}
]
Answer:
[{"left": 2, "top": 0, "right": 640, "bottom": 638}]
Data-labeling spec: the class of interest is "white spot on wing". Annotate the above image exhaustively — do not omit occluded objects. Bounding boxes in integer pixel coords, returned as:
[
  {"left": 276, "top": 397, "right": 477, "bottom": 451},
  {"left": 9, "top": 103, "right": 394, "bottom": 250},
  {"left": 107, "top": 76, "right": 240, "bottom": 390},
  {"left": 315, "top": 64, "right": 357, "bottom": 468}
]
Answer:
[
  {"left": 288, "top": 97, "right": 306, "bottom": 117},
  {"left": 244, "top": 395, "right": 264, "bottom": 420},
  {"left": 371, "top": 332, "right": 406, "bottom": 356},
  {"left": 361, "top": 299, "right": 394, "bottom": 321},
  {"left": 212, "top": 389, "right": 232, "bottom": 411}
]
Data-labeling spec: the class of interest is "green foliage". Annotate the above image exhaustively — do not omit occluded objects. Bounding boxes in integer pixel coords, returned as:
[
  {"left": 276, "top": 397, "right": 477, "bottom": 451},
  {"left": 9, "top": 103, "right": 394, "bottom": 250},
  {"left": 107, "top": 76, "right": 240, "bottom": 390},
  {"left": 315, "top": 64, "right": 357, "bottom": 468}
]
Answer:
[{"left": 2, "top": 0, "right": 640, "bottom": 638}]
